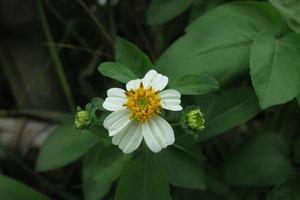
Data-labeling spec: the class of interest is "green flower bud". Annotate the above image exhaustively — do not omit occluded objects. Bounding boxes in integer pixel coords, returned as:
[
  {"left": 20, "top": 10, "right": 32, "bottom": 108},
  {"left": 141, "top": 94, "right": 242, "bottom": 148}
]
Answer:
[
  {"left": 186, "top": 109, "right": 205, "bottom": 131},
  {"left": 75, "top": 108, "right": 91, "bottom": 129},
  {"left": 181, "top": 106, "right": 205, "bottom": 138}
]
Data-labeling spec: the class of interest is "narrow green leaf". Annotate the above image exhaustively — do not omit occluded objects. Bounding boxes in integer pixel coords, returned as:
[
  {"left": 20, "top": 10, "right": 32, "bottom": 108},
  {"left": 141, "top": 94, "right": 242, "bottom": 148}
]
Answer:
[
  {"left": 116, "top": 37, "right": 153, "bottom": 77},
  {"left": 267, "top": 177, "right": 300, "bottom": 200},
  {"left": 115, "top": 149, "right": 171, "bottom": 200},
  {"left": 36, "top": 125, "right": 100, "bottom": 172},
  {"left": 157, "top": 2, "right": 283, "bottom": 84},
  {"left": 269, "top": 0, "right": 300, "bottom": 33},
  {"left": 156, "top": 146, "right": 206, "bottom": 190},
  {"left": 250, "top": 32, "right": 300, "bottom": 109},
  {"left": 147, "top": 0, "right": 192, "bottom": 25},
  {"left": 83, "top": 144, "right": 131, "bottom": 200},
  {"left": 0, "top": 175, "right": 49, "bottom": 200},
  {"left": 170, "top": 74, "right": 219, "bottom": 95},
  {"left": 98, "top": 62, "right": 137, "bottom": 83},
  {"left": 222, "top": 133, "right": 292, "bottom": 186}
]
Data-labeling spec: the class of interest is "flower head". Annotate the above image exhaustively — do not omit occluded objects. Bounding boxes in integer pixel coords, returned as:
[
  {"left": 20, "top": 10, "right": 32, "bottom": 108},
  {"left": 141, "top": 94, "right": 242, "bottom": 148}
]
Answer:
[
  {"left": 186, "top": 109, "right": 205, "bottom": 131},
  {"left": 102, "top": 70, "right": 182, "bottom": 153},
  {"left": 181, "top": 106, "right": 205, "bottom": 138},
  {"left": 75, "top": 107, "right": 91, "bottom": 129}
]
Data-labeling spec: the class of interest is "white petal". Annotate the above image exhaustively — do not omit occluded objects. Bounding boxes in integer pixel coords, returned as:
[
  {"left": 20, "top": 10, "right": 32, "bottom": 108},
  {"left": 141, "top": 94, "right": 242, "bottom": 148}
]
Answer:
[
  {"left": 103, "top": 98, "right": 126, "bottom": 111},
  {"left": 154, "top": 116, "right": 175, "bottom": 145},
  {"left": 107, "top": 88, "right": 126, "bottom": 98},
  {"left": 103, "top": 109, "right": 130, "bottom": 129},
  {"left": 159, "top": 89, "right": 183, "bottom": 111},
  {"left": 142, "top": 70, "right": 168, "bottom": 91},
  {"left": 142, "top": 116, "right": 175, "bottom": 152},
  {"left": 126, "top": 79, "right": 141, "bottom": 91},
  {"left": 152, "top": 74, "right": 169, "bottom": 91},
  {"left": 148, "top": 118, "right": 168, "bottom": 148},
  {"left": 119, "top": 121, "right": 143, "bottom": 153},
  {"left": 103, "top": 88, "right": 127, "bottom": 111},
  {"left": 108, "top": 113, "right": 132, "bottom": 136},
  {"left": 142, "top": 70, "right": 158, "bottom": 88},
  {"left": 142, "top": 120, "right": 162, "bottom": 153},
  {"left": 112, "top": 121, "right": 143, "bottom": 153}
]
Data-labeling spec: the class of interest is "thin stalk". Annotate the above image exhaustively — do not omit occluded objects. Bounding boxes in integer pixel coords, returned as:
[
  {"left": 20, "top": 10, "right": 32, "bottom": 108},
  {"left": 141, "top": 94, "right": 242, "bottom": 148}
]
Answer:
[
  {"left": 36, "top": 0, "right": 75, "bottom": 112},
  {"left": 76, "top": 0, "right": 115, "bottom": 49}
]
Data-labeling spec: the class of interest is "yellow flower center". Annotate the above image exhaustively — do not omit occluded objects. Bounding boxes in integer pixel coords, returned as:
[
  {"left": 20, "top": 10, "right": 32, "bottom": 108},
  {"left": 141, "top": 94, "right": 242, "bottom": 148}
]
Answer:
[{"left": 125, "top": 83, "right": 161, "bottom": 123}]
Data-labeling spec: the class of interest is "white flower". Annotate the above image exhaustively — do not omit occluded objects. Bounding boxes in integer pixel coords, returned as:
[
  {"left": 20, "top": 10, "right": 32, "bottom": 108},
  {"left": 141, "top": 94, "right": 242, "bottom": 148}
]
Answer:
[{"left": 102, "top": 69, "right": 182, "bottom": 153}]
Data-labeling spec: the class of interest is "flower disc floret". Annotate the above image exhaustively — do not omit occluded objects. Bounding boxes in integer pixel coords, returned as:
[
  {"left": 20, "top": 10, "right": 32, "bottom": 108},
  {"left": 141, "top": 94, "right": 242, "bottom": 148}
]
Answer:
[{"left": 125, "top": 83, "right": 161, "bottom": 123}]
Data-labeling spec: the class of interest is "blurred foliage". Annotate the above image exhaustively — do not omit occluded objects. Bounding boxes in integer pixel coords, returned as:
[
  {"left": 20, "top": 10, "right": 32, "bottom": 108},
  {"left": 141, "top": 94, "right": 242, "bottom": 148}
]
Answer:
[{"left": 1, "top": 0, "right": 300, "bottom": 200}]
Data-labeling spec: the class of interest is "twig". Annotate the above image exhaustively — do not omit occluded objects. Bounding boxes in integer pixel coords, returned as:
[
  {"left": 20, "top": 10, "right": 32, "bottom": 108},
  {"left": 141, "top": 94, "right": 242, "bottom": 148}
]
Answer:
[{"left": 76, "top": 0, "right": 115, "bottom": 49}]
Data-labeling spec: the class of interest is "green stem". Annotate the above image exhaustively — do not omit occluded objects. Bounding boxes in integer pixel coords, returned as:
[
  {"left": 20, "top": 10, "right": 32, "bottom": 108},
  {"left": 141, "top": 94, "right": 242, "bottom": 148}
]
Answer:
[
  {"left": 76, "top": 0, "right": 115, "bottom": 49},
  {"left": 36, "top": 0, "right": 75, "bottom": 112}
]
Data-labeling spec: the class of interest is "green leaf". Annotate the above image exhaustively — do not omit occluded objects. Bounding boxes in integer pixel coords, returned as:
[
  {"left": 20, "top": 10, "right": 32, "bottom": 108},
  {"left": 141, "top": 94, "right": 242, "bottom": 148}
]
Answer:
[
  {"left": 98, "top": 62, "right": 137, "bottom": 83},
  {"left": 170, "top": 74, "right": 219, "bottom": 95},
  {"left": 267, "top": 177, "right": 300, "bottom": 200},
  {"left": 177, "top": 87, "right": 260, "bottom": 146},
  {"left": 83, "top": 144, "right": 131, "bottom": 200},
  {"left": 36, "top": 125, "right": 99, "bottom": 172},
  {"left": 189, "top": 0, "right": 224, "bottom": 23},
  {"left": 147, "top": 0, "right": 192, "bottom": 25},
  {"left": 157, "top": 2, "right": 283, "bottom": 85},
  {"left": 0, "top": 175, "right": 49, "bottom": 200},
  {"left": 115, "top": 149, "right": 171, "bottom": 200},
  {"left": 269, "top": 0, "right": 300, "bottom": 33},
  {"left": 156, "top": 146, "right": 206, "bottom": 190},
  {"left": 206, "top": 175, "right": 238, "bottom": 200},
  {"left": 116, "top": 37, "right": 153, "bottom": 77},
  {"left": 91, "top": 97, "right": 105, "bottom": 111},
  {"left": 250, "top": 32, "right": 300, "bottom": 109},
  {"left": 222, "top": 133, "right": 292, "bottom": 186}
]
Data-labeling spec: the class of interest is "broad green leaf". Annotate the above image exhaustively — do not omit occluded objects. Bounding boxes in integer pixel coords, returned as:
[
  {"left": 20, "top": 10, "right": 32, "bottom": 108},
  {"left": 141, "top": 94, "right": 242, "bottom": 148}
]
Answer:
[
  {"left": 189, "top": 0, "right": 225, "bottom": 23},
  {"left": 83, "top": 144, "right": 131, "bottom": 200},
  {"left": 157, "top": 2, "right": 283, "bottom": 85},
  {"left": 36, "top": 125, "right": 99, "bottom": 172},
  {"left": 147, "top": 0, "right": 192, "bottom": 25},
  {"left": 98, "top": 62, "right": 137, "bottom": 83},
  {"left": 177, "top": 87, "right": 260, "bottom": 146},
  {"left": 0, "top": 175, "right": 49, "bottom": 200},
  {"left": 170, "top": 74, "right": 219, "bottom": 95},
  {"left": 269, "top": 0, "right": 300, "bottom": 33},
  {"left": 115, "top": 149, "right": 171, "bottom": 200},
  {"left": 267, "top": 177, "right": 300, "bottom": 200},
  {"left": 222, "top": 133, "right": 292, "bottom": 186},
  {"left": 250, "top": 32, "right": 300, "bottom": 109},
  {"left": 156, "top": 146, "right": 206, "bottom": 190},
  {"left": 116, "top": 37, "right": 153, "bottom": 77}
]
